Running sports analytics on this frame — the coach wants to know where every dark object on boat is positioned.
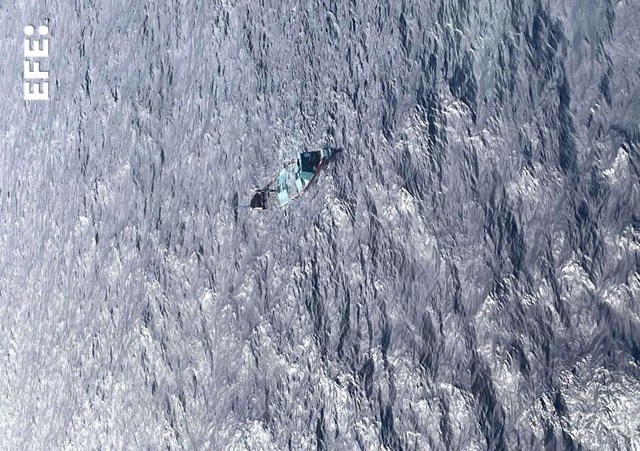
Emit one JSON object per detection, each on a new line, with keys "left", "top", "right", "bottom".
{"left": 250, "top": 190, "right": 268, "bottom": 209}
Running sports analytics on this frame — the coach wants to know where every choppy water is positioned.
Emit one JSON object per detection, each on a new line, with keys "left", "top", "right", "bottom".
{"left": 1, "top": 0, "right": 639, "bottom": 449}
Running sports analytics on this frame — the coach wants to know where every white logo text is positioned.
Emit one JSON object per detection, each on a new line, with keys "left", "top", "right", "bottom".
{"left": 23, "top": 25, "right": 50, "bottom": 101}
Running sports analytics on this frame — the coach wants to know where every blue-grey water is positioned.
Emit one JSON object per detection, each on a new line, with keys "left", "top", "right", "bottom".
{"left": 1, "top": 0, "right": 639, "bottom": 449}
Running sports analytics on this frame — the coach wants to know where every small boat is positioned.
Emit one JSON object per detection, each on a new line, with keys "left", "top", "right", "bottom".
{"left": 250, "top": 147, "right": 340, "bottom": 210}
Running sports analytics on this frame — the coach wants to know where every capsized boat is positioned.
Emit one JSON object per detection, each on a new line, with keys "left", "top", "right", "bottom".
{"left": 250, "top": 147, "right": 340, "bottom": 210}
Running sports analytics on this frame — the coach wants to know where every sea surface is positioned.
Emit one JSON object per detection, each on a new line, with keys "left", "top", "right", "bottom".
{"left": 1, "top": 0, "right": 639, "bottom": 449}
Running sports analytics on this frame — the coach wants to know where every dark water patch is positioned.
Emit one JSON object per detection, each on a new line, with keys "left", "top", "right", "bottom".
{"left": 306, "top": 259, "right": 328, "bottom": 358}
{"left": 438, "top": 395, "right": 453, "bottom": 449}
{"left": 495, "top": 42, "right": 508, "bottom": 104}
{"left": 359, "top": 356, "right": 375, "bottom": 399}
{"left": 561, "top": 429, "right": 586, "bottom": 451}
{"left": 399, "top": 10, "right": 410, "bottom": 56}
{"left": 483, "top": 189, "right": 526, "bottom": 274}
{"left": 626, "top": 143, "right": 640, "bottom": 179}
{"left": 508, "top": 339, "right": 531, "bottom": 378}
{"left": 506, "top": 208, "right": 525, "bottom": 274}
{"left": 231, "top": 192, "right": 239, "bottom": 223}
{"left": 450, "top": 263, "right": 464, "bottom": 317}
{"left": 525, "top": 4, "right": 565, "bottom": 82}
{"left": 325, "top": 13, "right": 339, "bottom": 42}
{"left": 506, "top": 36, "right": 520, "bottom": 97}
{"left": 587, "top": 166, "right": 608, "bottom": 203}
{"left": 141, "top": 301, "right": 153, "bottom": 329}
{"left": 599, "top": 0, "right": 617, "bottom": 42}
{"left": 381, "top": 79, "right": 399, "bottom": 141}
{"left": 542, "top": 420, "right": 554, "bottom": 449}
{"left": 574, "top": 200, "right": 589, "bottom": 228}
{"left": 518, "top": 125, "right": 534, "bottom": 167}
{"left": 395, "top": 147, "right": 425, "bottom": 201}
{"left": 557, "top": 72, "right": 578, "bottom": 180}
{"left": 380, "top": 305, "right": 392, "bottom": 360}
{"left": 509, "top": 0, "right": 526, "bottom": 33}
{"left": 334, "top": 163, "right": 357, "bottom": 225}
{"left": 552, "top": 388, "right": 567, "bottom": 416}
{"left": 418, "top": 312, "right": 439, "bottom": 375}
{"left": 380, "top": 402, "right": 402, "bottom": 451}
{"left": 543, "top": 422, "right": 585, "bottom": 451}
{"left": 336, "top": 290, "right": 351, "bottom": 359}
{"left": 470, "top": 352, "right": 507, "bottom": 451}
{"left": 531, "top": 306, "right": 555, "bottom": 372}
{"left": 448, "top": 51, "right": 477, "bottom": 122}
{"left": 599, "top": 64, "right": 613, "bottom": 106}
{"left": 316, "top": 407, "right": 326, "bottom": 451}
{"left": 417, "top": 53, "right": 438, "bottom": 90}
{"left": 590, "top": 300, "right": 640, "bottom": 367}
{"left": 541, "top": 236, "right": 571, "bottom": 329}
{"left": 569, "top": 197, "right": 604, "bottom": 280}
{"left": 393, "top": 105, "right": 446, "bottom": 217}
{"left": 416, "top": 87, "right": 445, "bottom": 151}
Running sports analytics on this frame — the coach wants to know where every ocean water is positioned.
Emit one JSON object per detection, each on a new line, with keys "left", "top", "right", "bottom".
{"left": 1, "top": 0, "right": 639, "bottom": 449}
